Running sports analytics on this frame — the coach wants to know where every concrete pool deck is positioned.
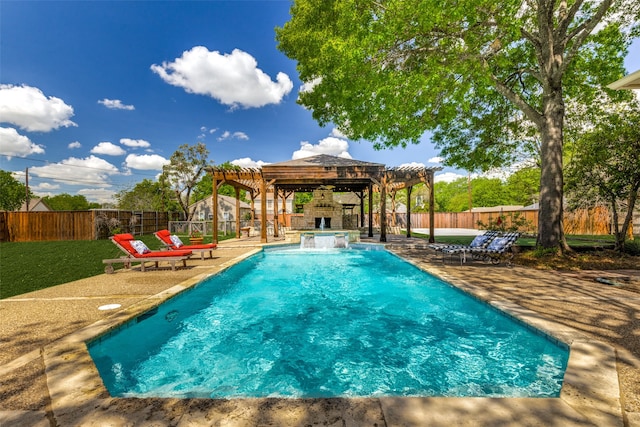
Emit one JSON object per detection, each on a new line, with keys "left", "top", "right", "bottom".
{"left": 1, "top": 234, "right": 639, "bottom": 426}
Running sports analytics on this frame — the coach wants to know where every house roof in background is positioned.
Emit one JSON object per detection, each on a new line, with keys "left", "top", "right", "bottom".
{"left": 607, "top": 69, "right": 640, "bottom": 89}
{"left": 19, "top": 197, "right": 51, "bottom": 212}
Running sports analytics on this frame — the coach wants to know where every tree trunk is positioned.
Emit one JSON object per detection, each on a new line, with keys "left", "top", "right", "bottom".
{"left": 615, "top": 186, "right": 639, "bottom": 251}
{"left": 537, "top": 90, "right": 567, "bottom": 250}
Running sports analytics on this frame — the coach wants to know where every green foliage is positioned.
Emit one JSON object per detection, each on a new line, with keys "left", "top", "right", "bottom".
{"left": 434, "top": 172, "right": 540, "bottom": 212}
{"left": 0, "top": 169, "right": 28, "bottom": 211}
{"left": 294, "top": 192, "right": 313, "bottom": 213}
{"left": 43, "top": 193, "right": 96, "bottom": 210}
{"left": 505, "top": 167, "right": 540, "bottom": 206}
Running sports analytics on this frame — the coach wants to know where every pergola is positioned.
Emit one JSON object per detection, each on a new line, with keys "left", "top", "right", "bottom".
{"left": 208, "top": 154, "right": 441, "bottom": 243}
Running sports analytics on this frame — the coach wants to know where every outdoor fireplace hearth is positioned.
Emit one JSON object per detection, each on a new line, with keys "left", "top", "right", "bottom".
{"left": 297, "top": 187, "right": 343, "bottom": 230}
{"left": 315, "top": 217, "right": 331, "bottom": 229}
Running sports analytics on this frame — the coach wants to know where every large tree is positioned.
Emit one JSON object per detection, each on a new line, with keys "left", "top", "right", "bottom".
{"left": 161, "top": 142, "right": 211, "bottom": 220}
{"left": 276, "top": 0, "right": 638, "bottom": 249}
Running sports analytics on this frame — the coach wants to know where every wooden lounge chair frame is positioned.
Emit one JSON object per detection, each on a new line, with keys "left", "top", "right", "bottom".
{"left": 103, "top": 234, "right": 192, "bottom": 274}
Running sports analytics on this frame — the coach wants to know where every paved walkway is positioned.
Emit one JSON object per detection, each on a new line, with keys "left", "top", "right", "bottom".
{"left": 1, "top": 234, "right": 639, "bottom": 426}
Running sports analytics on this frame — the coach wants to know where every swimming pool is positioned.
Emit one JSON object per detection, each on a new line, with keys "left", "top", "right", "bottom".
{"left": 89, "top": 245, "right": 568, "bottom": 399}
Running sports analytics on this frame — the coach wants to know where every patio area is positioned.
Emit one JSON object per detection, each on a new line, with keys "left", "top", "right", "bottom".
{"left": 1, "top": 234, "right": 638, "bottom": 426}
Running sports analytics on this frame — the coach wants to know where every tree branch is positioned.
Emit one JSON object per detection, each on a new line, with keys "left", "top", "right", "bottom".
{"left": 560, "top": 0, "right": 613, "bottom": 74}
{"left": 490, "top": 71, "right": 544, "bottom": 127}
{"left": 555, "top": 0, "right": 584, "bottom": 40}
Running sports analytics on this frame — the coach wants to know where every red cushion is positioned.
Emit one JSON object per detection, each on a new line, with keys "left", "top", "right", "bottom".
{"left": 113, "top": 234, "right": 137, "bottom": 255}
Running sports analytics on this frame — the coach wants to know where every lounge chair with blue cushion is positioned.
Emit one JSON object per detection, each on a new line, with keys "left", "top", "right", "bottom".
{"left": 103, "top": 233, "right": 193, "bottom": 273}
{"left": 154, "top": 229, "right": 217, "bottom": 260}
{"left": 441, "top": 231, "right": 520, "bottom": 265}
{"left": 430, "top": 230, "right": 499, "bottom": 264}
{"left": 469, "top": 231, "right": 521, "bottom": 265}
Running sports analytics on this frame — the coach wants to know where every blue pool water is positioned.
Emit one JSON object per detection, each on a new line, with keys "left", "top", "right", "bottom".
{"left": 89, "top": 245, "right": 569, "bottom": 399}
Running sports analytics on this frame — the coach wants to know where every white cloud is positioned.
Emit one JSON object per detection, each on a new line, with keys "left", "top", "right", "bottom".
{"left": 292, "top": 136, "right": 352, "bottom": 160}
{"left": 0, "top": 84, "right": 76, "bottom": 132}
{"left": 330, "top": 128, "right": 347, "bottom": 139}
{"left": 120, "top": 138, "right": 151, "bottom": 148}
{"left": 300, "top": 77, "right": 321, "bottom": 94}
{"left": 231, "top": 157, "right": 269, "bottom": 168}
{"left": 428, "top": 156, "right": 444, "bottom": 164}
{"left": 435, "top": 172, "right": 466, "bottom": 183}
{"left": 218, "top": 131, "right": 249, "bottom": 141}
{"left": 29, "top": 155, "right": 119, "bottom": 187}
{"left": 151, "top": 46, "right": 293, "bottom": 109}
{"left": 78, "top": 187, "right": 117, "bottom": 204}
{"left": 91, "top": 141, "right": 126, "bottom": 156}
{"left": 32, "top": 182, "right": 60, "bottom": 191}
{"left": 124, "top": 153, "right": 169, "bottom": 170}
{"left": 0, "top": 127, "right": 45, "bottom": 158}
{"left": 68, "top": 141, "right": 81, "bottom": 149}
{"left": 98, "top": 98, "right": 135, "bottom": 110}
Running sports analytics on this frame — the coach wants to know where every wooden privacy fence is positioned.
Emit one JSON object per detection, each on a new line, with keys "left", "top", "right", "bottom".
{"left": 0, "top": 206, "right": 620, "bottom": 242}
{"left": 0, "top": 210, "right": 171, "bottom": 242}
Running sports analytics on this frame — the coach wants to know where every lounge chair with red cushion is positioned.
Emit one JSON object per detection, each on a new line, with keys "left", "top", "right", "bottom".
{"left": 103, "top": 233, "right": 193, "bottom": 273}
{"left": 154, "top": 229, "right": 217, "bottom": 260}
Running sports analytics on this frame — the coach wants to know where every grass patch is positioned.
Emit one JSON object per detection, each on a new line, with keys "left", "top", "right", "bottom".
{"left": 0, "top": 233, "right": 233, "bottom": 299}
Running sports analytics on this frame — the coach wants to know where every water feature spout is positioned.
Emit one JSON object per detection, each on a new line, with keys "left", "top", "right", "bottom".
{"left": 320, "top": 217, "right": 325, "bottom": 231}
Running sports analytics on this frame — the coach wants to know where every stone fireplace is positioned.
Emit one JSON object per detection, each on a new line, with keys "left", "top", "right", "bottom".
{"left": 301, "top": 187, "right": 343, "bottom": 229}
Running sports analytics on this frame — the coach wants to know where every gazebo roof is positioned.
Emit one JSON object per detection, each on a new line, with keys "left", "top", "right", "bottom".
{"left": 261, "top": 154, "right": 386, "bottom": 192}
{"left": 209, "top": 154, "right": 441, "bottom": 194}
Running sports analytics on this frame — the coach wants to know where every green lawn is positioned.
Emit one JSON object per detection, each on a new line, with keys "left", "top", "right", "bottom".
{"left": 0, "top": 233, "right": 231, "bottom": 299}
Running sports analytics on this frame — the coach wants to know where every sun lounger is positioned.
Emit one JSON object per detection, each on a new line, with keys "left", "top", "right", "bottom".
{"left": 103, "top": 233, "right": 193, "bottom": 273}
{"left": 469, "top": 231, "right": 521, "bottom": 265}
{"left": 430, "top": 230, "right": 499, "bottom": 264}
{"left": 440, "top": 231, "right": 520, "bottom": 265}
{"left": 154, "top": 229, "right": 217, "bottom": 260}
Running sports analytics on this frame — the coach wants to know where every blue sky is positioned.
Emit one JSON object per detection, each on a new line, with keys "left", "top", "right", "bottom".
{"left": 1, "top": 1, "right": 639, "bottom": 204}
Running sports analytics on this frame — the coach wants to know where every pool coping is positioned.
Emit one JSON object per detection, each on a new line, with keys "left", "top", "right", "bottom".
{"left": 39, "top": 246, "right": 623, "bottom": 426}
